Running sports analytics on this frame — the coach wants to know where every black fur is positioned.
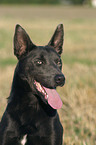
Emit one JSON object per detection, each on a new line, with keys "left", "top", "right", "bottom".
{"left": 0, "top": 24, "right": 65, "bottom": 145}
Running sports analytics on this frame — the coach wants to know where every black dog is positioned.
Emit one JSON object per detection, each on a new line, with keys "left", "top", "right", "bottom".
{"left": 0, "top": 24, "right": 65, "bottom": 145}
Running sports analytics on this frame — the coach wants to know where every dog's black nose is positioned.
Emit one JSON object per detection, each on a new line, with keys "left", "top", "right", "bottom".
{"left": 55, "top": 74, "right": 65, "bottom": 86}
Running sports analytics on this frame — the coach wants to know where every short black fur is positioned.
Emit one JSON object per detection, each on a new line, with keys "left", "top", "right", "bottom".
{"left": 0, "top": 24, "right": 65, "bottom": 145}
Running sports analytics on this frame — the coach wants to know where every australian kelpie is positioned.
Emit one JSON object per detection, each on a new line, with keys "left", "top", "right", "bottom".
{"left": 0, "top": 24, "right": 65, "bottom": 145}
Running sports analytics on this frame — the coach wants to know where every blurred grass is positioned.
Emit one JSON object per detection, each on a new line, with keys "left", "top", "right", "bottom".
{"left": 0, "top": 5, "right": 96, "bottom": 145}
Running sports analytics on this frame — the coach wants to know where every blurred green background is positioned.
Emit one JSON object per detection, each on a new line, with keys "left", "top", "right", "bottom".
{"left": 0, "top": 0, "right": 93, "bottom": 5}
{"left": 0, "top": 0, "right": 96, "bottom": 145}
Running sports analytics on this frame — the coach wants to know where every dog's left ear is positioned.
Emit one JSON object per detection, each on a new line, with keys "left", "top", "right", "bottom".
{"left": 14, "top": 24, "right": 35, "bottom": 59}
{"left": 48, "top": 24, "right": 64, "bottom": 56}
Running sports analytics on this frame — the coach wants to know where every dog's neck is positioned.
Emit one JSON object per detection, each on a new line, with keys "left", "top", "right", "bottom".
{"left": 8, "top": 67, "right": 37, "bottom": 104}
{"left": 11, "top": 66, "right": 32, "bottom": 93}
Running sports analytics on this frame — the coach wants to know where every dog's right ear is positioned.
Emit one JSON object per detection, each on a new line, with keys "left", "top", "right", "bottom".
{"left": 48, "top": 24, "right": 64, "bottom": 56}
{"left": 14, "top": 24, "right": 35, "bottom": 59}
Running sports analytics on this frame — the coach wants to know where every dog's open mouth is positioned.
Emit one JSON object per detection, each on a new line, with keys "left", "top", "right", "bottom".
{"left": 34, "top": 80, "right": 62, "bottom": 109}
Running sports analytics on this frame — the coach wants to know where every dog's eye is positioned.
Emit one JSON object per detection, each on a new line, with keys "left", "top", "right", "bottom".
{"left": 38, "top": 61, "right": 42, "bottom": 64}
{"left": 36, "top": 60, "right": 43, "bottom": 65}
{"left": 55, "top": 59, "right": 62, "bottom": 69}
{"left": 55, "top": 59, "right": 61, "bottom": 65}
{"left": 57, "top": 61, "right": 61, "bottom": 65}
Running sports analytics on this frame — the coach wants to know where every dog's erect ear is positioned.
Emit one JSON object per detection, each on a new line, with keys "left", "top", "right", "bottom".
{"left": 14, "top": 24, "right": 35, "bottom": 59}
{"left": 48, "top": 24, "right": 64, "bottom": 56}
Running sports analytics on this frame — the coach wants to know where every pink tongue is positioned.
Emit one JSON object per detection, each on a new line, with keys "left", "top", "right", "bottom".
{"left": 44, "top": 87, "right": 63, "bottom": 109}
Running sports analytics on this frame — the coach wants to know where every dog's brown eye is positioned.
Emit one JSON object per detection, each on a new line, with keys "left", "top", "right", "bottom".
{"left": 38, "top": 61, "right": 42, "bottom": 64}
{"left": 57, "top": 61, "right": 61, "bottom": 65}
{"left": 55, "top": 59, "right": 61, "bottom": 65}
{"left": 55, "top": 59, "right": 62, "bottom": 69}
{"left": 36, "top": 60, "right": 43, "bottom": 65}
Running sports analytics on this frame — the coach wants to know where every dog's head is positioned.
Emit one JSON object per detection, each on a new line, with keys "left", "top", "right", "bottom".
{"left": 14, "top": 24, "right": 65, "bottom": 109}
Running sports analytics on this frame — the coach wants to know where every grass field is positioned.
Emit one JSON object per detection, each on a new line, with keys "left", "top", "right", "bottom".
{"left": 0, "top": 5, "right": 96, "bottom": 145}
